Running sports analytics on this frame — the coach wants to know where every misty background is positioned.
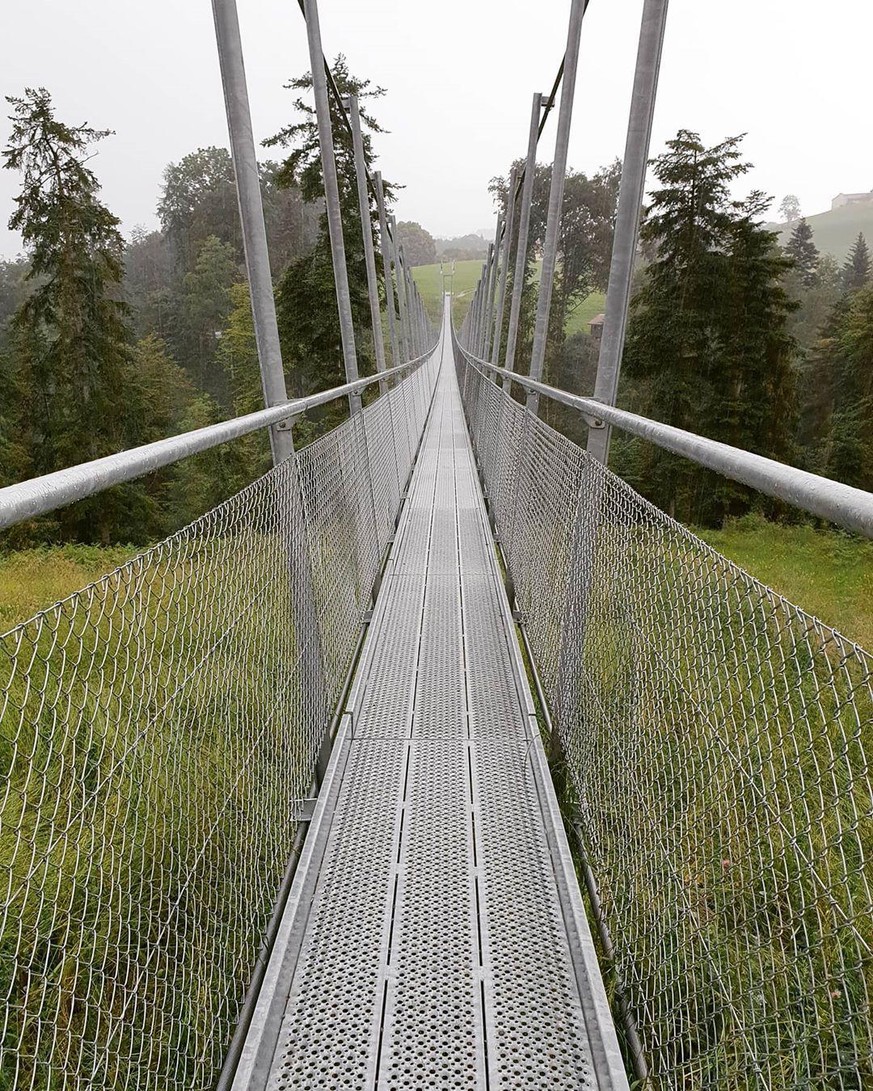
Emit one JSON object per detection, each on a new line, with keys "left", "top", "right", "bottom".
{"left": 1, "top": 0, "right": 870, "bottom": 256}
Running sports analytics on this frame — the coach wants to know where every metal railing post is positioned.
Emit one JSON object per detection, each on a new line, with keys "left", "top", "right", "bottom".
{"left": 587, "top": 0, "right": 669, "bottom": 465}
{"left": 484, "top": 224, "right": 501, "bottom": 360}
{"left": 504, "top": 93, "right": 544, "bottom": 388}
{"left": 346, "top": 93, "right": 388, "bottom": 395}
{"left": 407, "top": 268, "right": 422, "bottom": 355}
{"left": 493, "top": 166, "right": 517, "bottom": 372}
{"left": 474, "top": 264, "right": 487, "bottom": 354}
{"left": 374, "top": 171, "right": 400, "bottom": 368}
{"left": 211, "top": 0, "right": 292, "bottom": 465}
{"left": 527, "top": 0, "right": 589, "bottom": 414}
{"left": 468, "top": 285, "right": 479, "bottom": 350}
{"left": 210, "top": 2, "right": 329, "bottom": 897}
{"left": 302, "top": 0, "right": 361, "bottom": 415}
{"left": 392, "top": 220, "right": 411, "bottom": 360}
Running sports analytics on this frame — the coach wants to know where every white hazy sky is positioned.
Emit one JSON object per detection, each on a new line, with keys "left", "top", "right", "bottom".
{"left": 0, "top": 0, "right": 870, "bottom": 258}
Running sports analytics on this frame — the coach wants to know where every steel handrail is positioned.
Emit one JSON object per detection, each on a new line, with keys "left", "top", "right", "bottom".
{"left": 0, "top": 348, "right": 437, "bottom": 531}
{"left": 454, "top": 340, "right": 873, "bottom": 539}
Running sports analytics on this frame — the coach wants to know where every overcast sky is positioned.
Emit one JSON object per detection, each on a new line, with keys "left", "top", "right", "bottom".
{"left": 0, "top": 0, "right": 870, "bottom": 258}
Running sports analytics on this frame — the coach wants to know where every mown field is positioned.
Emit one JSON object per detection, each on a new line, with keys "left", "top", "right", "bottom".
{"left": 412, "top": 258, "right": 605, "bottom": 338}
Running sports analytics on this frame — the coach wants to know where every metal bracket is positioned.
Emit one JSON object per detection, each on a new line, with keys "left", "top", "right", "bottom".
{"left": 292, "top": 797, "right": 318, "bottom": 822}
{"left": 274, "top": 417, "right": 296, "bottom": 432}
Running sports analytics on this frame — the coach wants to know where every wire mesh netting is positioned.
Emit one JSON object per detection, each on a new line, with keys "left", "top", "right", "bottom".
{"left": 0, "top": 350, "right": 439, "bottom": 1091}
{"left": 455, "top": 346, "right": 873, "bottom": 1090}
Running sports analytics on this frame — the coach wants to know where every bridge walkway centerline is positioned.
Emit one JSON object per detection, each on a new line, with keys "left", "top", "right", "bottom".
{"left": 231, "top": 301, "right": 628, "bottom": 1091}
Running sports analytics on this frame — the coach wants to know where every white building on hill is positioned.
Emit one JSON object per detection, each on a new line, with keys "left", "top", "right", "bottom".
{"left": 832, "top": 190, "right": 873, "bottom": 210}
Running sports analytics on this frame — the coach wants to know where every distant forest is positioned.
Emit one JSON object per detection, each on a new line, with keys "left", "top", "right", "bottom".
{"left": 0, "top": 76, "right": 870, "bottom": 547}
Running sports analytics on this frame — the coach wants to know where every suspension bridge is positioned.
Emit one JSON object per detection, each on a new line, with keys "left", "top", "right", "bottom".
{"left": 1, "top": 1, "right": 872, "bottom": 1090}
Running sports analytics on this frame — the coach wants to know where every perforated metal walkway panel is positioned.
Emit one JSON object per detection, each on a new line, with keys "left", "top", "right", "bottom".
{"left": 231, "top": 307, "right": 629, "bottom": 1091}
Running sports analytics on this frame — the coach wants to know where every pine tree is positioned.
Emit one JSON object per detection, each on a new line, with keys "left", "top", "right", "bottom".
{"left": 785, "top": 217, "right": 819, "bottom": 288}
{"left": 216, "top": 281, "right": 272, "bottom": 477}
{"left": 841, "top": 232, "right": 871, "bottom": 292}
{"left": 265, "top": 56, "right": 389, "bottom": 425}
{"left": 3, "top": 87, "right": 133, "bottom": 541}
{"left": 824, "top": 286, "right": 873, "bottom": 490}
{"left": 621, "top": 131, "right": 797, "bottom": 525}
{"left": 180, "top": 234, "right": 239, "bottom": 403}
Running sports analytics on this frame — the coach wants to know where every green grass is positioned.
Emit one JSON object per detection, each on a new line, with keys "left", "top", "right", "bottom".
{"left": 412, "top": 258, "right": 484, "bottom": 325}
{"left": 412, "top": 259, "right": 605, "bottom": 339}
{"left": 0, "top": 529, "right": 320, "bottom": 1088}
{"left": 2, "top": 519, "right": 869, "bottom": 649}
{"left": 0, "top": 545, "right": 140, "bottom": 632}
{"left": 769, "top": 200, "right": 873, "bottom": 262}
{"left": 696, "top": 516, "right": 873, "bottom": 649}
{"left": 565, "top": 290, "right": 605, "bottom": 336}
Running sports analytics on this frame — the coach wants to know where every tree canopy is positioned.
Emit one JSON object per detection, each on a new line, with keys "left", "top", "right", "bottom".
{"left": 619, "top": 131, "right": 796, "bottom": 525}
{"left": 396, "top": 221, "right": 436, "bottom": 267}
{"left": 266, "top": 55, "right": 392, "bottom": 414}
{"left": 785, "top": 217, "right": 820, "bottom": 288}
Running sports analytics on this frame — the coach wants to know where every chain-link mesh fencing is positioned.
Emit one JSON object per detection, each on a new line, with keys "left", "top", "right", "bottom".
{"left": 456, "top": 346, "right": 873, "bottom": 1090}
{"left": 0, "top": 350, "right": 439, "bottom": 1091}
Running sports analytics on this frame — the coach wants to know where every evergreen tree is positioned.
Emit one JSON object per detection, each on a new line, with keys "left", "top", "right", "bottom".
{"left": 216, "top": 281, "right": 272, "bottom": 476}
{"left": 809, "top": 286, "right": 873, "bottom": 491}
{"left": 2, "top": 88, "right": 133, "bottom": 541}
{"left": 841, "top": 232, "right": 871, "bottom": 292}
{"left": 180, "top": 234, "right": 239, "bottom": 404}
{"left": 785, "top": 217, "right": 819, "bottom": 288}
{"left": 621, "top": 131, "right": 797, "bottom": 525}
{"left": 265, "top": 55, "right": 390, "bottom": 426}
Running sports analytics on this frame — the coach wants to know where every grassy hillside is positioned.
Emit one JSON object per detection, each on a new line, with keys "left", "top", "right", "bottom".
{"left": 697, "top": 518, "right": 872, "bottom": 649}
{"left": 412, "top": 259, "right": 605, "bottom": 338}
{"left": 769, "top": 200, "right": 873, "bottom": 261}
{"left": 412, "top": 259, "right": 482, "bottom": 324}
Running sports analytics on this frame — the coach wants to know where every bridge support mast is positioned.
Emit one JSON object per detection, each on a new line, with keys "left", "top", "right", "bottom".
{"left": 374, "top": 171, "right": 400, "bottom": 367}
{"left": 303, "top": 0, "right": 361, "bottom": 415}
{"left": 483, "top": 225, "right": 501, "bottom": 360}
{"left": 587, "top": 0, "right": 669, "bottom": 464}
{"left": 211, "top": 0, "right": 293, "bottom": 464}
{"left": 492, "top": 166, "right": 518, "bottom": 369}
{"left": 346, "top": 94, "right": 388, "bottom": 395}
{"left": 504, "top": 92, "right": 544, "bottom": 390}
{"left": 527, "top": 0, "right": 589, "bottom": 415}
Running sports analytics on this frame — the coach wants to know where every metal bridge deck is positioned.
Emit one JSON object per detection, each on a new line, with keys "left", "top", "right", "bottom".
{"left": 233, "top": 321, "right": 627, "bottom": 1091}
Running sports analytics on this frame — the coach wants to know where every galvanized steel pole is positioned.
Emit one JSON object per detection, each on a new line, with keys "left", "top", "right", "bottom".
{"left": 374, "top": 172, "right": 399, "bottom": 367}
{"left": 483, "top": 226, "right": 501, "bottom": 361}
{"left": 466, "top": 286, "right": 478, "bottom": 349}
{"left": 587, "top": 0, "right": 669, "bottom": 465}
{"left": 393, "top": 225, "right": 411, "bottom": 360}
{"left": 211, "top": 0, "right": 292, "bottom": 465}
{"left": 504, "top": 93, "right": 543, "bottom": 385}
{"left": 475, "top": 263, "right": 488, "bottom": 353}
{"left": 410, "top": 266, "right": 421, "bottom": 353}
{"left": 303, "top": 0, "right": 361, "bottom": 414}
{"left": 346, "top": 94, "right": 387, "bottom": 393}
{"left": 527, "top": 0, "right": 589, "bottom": 414}
{"left": 493, "top": 166, "right": 517, "bottom": 375}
